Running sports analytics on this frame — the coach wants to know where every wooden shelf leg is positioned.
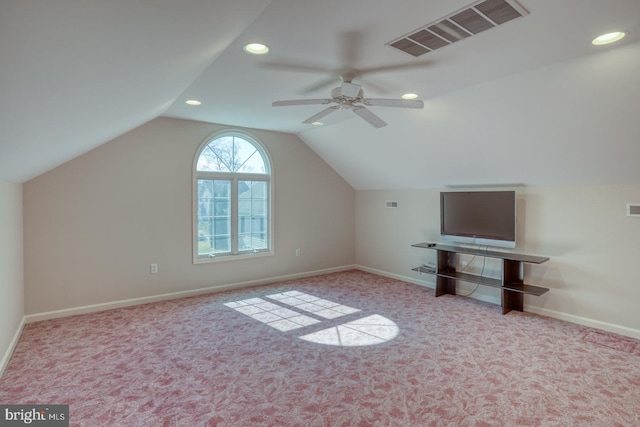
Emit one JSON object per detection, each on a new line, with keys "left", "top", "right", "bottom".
{"left": 502, "top": 289, "right": 523, "bottom": 314}
{"left": 435, "top": 277, "right": 456, "bottom": 297}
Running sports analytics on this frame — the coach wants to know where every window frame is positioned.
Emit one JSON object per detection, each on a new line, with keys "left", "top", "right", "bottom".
{"left": 192, "top": 130, "right": 274, "bottom": 264}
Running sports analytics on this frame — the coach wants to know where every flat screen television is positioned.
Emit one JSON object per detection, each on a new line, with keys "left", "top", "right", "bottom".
{"left": 440, "top": 190, "right": 516, "bottom": 248}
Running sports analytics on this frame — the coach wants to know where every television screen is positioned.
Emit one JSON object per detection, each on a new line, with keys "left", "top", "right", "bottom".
{"left": 440, "top": 191, "right": 516, "bottom": 248}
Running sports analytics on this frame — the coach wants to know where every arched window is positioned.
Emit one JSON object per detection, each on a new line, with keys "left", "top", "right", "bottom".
{"left": 194, "top": 132, "right": 272, "bottom": 262}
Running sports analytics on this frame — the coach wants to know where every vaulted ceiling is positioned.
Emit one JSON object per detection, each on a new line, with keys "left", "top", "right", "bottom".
{"left": 2, "top": 0, "right": 640, "bottom": 188}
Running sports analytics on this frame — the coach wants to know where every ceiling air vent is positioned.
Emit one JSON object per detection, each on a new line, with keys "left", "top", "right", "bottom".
{"left": 626, "top": 203, "right": 640, "bottom": 217}
{"left": 387, "top": 0, "right": 528, "bottom": 57}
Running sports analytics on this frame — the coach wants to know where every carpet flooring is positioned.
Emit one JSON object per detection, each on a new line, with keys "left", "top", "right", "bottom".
{"left": 1, "top": 270, "right": 640, "bottom": 426}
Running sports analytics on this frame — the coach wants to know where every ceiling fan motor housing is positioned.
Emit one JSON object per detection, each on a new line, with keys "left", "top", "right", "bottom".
{"left": 337, "top": 82, "right": 363, "bottom": 99}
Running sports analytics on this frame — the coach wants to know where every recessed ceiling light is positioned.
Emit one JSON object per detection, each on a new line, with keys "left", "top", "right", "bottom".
{"left": 592, "top": 31, "right": 626, "bottom": 45}
{"left": 243, "top": 43, "right": 270, "bottom": 55}
{"left": 402, "top": 93, "right": 419, "bottom": 100}
{"left": 185, "top": 99, "right": 202, "bottom": 106}
{"left": 311, "top": 122, "right": 323, "bottom": 126}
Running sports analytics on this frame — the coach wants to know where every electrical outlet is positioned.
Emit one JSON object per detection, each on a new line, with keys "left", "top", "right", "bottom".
{"left": 295, "top": 248, "right": 300, "bottom": 257}
{"left": 150, "top": 264, "right": 158, "bottom": 274}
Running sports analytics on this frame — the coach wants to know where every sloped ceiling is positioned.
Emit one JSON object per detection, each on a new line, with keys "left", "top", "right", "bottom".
{"left": 2, "top": 0, "right": 640, "bottom": 188}
{"left": 0, "top": 0, "right": 271, "bottom": 183}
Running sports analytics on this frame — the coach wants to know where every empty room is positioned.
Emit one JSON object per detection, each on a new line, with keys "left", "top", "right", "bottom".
{"left": 1, "top": 0, "right": 640, "bottom": 425}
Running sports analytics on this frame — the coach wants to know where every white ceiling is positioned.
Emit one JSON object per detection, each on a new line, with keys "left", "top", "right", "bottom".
{"left": 2, "top": 0, "right": 640, "bottom": 188}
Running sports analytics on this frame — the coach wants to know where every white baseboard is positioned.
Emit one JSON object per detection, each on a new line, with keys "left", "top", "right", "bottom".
{"left": 355, "top": 265, "right": 435, "bottom": 289}
{"left": 356, "top": 265, "right": 640, "bottom": 340}
{"left": 0, "top": 316, "right": 26, "bottom": 378}
{"left": 25, "top": 265, "right": 356, "bottom": 324}
{"left": 524, "top": 305, "right": 640, "bottom": 340}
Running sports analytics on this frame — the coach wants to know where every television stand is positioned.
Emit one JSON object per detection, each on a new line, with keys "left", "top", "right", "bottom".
{"left": 412, "top": 243, "right": 549, "bottom": 314}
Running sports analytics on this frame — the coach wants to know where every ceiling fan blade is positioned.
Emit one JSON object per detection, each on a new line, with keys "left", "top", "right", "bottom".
{"left": 272, "top": 99, "right": 333, "bottom": 107}
{"left": 261, "top": 61, "right": 332, "bottom": 75}
{"left": 356, "top": 77, "right": 389, "bottom": 95}
{"left": 353, "top": 106, "right": 387, "bottom": 128}
{"left": 339, "top": 30, "right": 365, "bottom": 67}
{"left": 363, "top": 98, "right": 424, "bottom": 109}
{"left": 303, "top": 106, "right": 340, "bottom": 124}
{"left": 300, "top": 77, "right": 340, "bottom": 94}
{"left": 357, "top": 60, "right": 434, "bottom": 76}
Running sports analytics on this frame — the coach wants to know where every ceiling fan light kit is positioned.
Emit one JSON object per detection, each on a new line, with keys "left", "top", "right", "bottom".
{"left": 272, "top": 73, "right": 424, "bottom": 128}
{"left": 340, "top": 82, "right": 363, "bottom": 99}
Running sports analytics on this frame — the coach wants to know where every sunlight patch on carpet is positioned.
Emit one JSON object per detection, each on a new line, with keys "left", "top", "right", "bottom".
{"left": 224, "top": 291, "right": 398, "bottom": 346}
{"left": 224, "top": 297, "right": 320, "bottom": 331}
{"left": 299, "top": 314, "right": 399, "bottom": 347}
{"left": 266, "top": 291, "right": 361, "bottom": 319}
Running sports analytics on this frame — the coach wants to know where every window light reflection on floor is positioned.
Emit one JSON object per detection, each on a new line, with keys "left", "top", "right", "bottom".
{"left": 266, "top": 291, "right": 360, "bottom": 319}
{"left": 224, "top": 291, "right": 399, "bottom": 346}
{"left": 224, "top": 297, "right": 320, "bottom": 331}
{"left": 299, "top": 314, "right": 399, "bottom": 347}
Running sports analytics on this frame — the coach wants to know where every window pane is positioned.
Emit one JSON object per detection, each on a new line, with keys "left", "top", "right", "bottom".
{"left": 213, "top": 180, "right": 230, "bottom": 197}
{"left": 197, "top": 135, "right": 267, "bottom": 174}
{"left": 214, "top": 236, "right": 230, "bottom": 253}
{"left": 238, "top": 180, "right": 268, "bottom": 252}
{"left": 252, "top": 199, "right": 266, "bottom": 215}
{"left": 197, "top": 143, "right": 231, "bottom": 172}
{"left": 235, "top": 138, "right": 266, "bottom": 174}
{"left": 214, "top": 200, "right": 229, "bottom": 216}
{"left": 214, "top": 218, "right": 229, "bottom": 234}
{"left": 198, "top": 179, "right": 231, "bottom": 256}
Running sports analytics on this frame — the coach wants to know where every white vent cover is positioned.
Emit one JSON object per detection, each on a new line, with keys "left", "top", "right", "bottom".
{"left": 387, "top": 0, "right": 529, "bottom": 57}
{"left": 386, "top": 200, "right": 399, "bottom": 208}
{"left": 627, "top": 203, "right": 640, "bottom": 217}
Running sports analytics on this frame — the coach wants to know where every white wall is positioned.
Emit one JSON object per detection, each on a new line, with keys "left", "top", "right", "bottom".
{"left": 0, "top": 181, "right": 24, "bottom": 374}
{"left": 356, "top": 186, "right": 640, "bottom": 338}
{"left": 23, "top": 117, "right": 355, "bottom": 315}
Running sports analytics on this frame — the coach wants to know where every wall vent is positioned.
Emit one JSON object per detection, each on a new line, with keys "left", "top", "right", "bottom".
{"left": 626, "top": 203, "right": 640, "bottom": 217}
{"left": 386, "top": 200, "right": 399, "bottom": 208}
{"left": 387, "top": 0, "right": 529, "bottom": 57}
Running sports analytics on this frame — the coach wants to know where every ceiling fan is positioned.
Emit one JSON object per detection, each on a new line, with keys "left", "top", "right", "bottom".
{"left": 272, "top": 72, "right": 424, "bottom": 128}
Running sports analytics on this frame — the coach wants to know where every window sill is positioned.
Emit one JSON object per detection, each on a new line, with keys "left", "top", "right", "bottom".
{"left": 194, "top": 250, "right": 274, "bottom": 265}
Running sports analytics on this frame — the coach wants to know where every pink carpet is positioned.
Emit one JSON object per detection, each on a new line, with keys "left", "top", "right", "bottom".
{"left": 2, "top": 270, "right": 640, "bottom": 426}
